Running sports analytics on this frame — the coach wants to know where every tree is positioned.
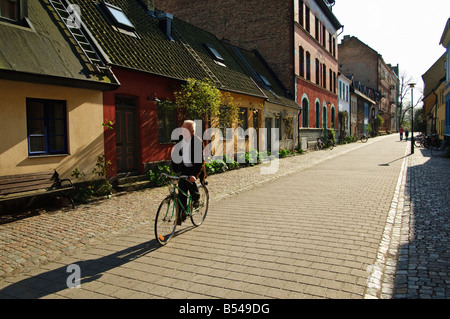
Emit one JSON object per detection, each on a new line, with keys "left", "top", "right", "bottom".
{"left": 397, "top": 71, "right": 423, "bottom": 129}
{"left": 174, "top": 78, "right": 222, "bottom": 123}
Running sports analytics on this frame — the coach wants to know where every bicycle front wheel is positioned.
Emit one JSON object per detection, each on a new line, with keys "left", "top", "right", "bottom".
{"left": 191, "top": 185, "right": 209, "bottom": 227}
{"left": 361, "top": 136, "right": 368, "bottom": 143}
{"left": 155, "top": 196, "right": 177, "bottom": 245}
{"left": 327, "top": 140, "right": 334, "bottom": 150}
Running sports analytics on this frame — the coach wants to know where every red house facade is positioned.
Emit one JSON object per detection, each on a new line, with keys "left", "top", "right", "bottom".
{"left": 103, "top": 67, "right": 179, "bottom": 177}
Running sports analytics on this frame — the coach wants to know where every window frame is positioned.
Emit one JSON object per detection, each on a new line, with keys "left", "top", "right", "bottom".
{"left": 157, "top": 103, "right": 177, "bottom": 144}
{"left": 0, "top": 0, "right": 27, "bottom": 25}
{"left": 100, "top": 2, "right": 135, "bottom": 32}
{"left": 302, "top": 98, "right": 309, "bottom": 128}
{"left": 26, "top": 98, "right": 68, "bottom": 156}
{"left": 204, "top": 43, "right": 226, "bottom": 67}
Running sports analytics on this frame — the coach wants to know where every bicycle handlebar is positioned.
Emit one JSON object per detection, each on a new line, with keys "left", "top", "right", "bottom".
{"left": 160, "top": 173, "right": 190, "bottom": 181}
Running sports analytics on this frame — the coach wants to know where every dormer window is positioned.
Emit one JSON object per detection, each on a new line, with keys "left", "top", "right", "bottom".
{"left": 203, "top": 43, "right": 226, "bottom": 67}
{"left": 100, "top": 2, "right": 135, "bottom": 32}
{"left": 0, "top": 0, "right": 28, "bottom": 25}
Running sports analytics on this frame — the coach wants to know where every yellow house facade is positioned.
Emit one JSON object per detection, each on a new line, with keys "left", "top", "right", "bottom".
{"left": 0, "top": 1, "right": 119, "bottom": 184}
{"left": 0, "top": 79, "right": 107, "bottom": 180}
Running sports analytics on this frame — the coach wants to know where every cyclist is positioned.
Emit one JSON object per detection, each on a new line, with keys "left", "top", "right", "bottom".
{"left": 171, "top": 120, "right": 206, "bottom": 224}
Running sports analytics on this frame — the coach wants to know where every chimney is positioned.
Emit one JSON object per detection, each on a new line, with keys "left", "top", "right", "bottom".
{"left": 157, "top": 11, "right": 174, "bottom": 41}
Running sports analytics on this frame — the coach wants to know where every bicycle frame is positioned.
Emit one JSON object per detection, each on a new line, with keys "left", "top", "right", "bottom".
{"left": 161, "top": 174, "right": 202, "bottom": 221}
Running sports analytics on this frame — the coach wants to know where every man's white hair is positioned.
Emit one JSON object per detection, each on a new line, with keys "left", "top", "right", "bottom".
{"left": 183, "top": 120, "right": 196, "bottom": 132}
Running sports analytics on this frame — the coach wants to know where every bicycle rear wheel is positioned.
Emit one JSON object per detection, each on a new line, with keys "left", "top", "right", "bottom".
{"left": 155, "top": 196, "right": 177, "bottom": 245}
{"left": 361, "top": 135, "right": 368, "bottom": 143}
{"left": 191, "top": 185, "right": 209, "bottom": 227}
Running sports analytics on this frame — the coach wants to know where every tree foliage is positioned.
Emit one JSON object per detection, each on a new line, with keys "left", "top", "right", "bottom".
{"left": 174, "top": 78, "right": 222, "bottom": 122}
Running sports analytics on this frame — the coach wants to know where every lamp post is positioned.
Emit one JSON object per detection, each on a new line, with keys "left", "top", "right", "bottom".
{"left": 409, "top": 83, "right": 416, "bottom": 154}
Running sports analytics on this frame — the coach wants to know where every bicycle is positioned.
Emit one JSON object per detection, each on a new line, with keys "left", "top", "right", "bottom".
{"left": 154, "top": 173, "right": 209, "bottom": 245}
{"left": 358, "top": 133, "right": 368, "bottom": 143}
{"left": 316, "top": 136, "right": 335, "bottom": 150}
{"left": 414, "top": 133, "right": 426, "bottom": 148}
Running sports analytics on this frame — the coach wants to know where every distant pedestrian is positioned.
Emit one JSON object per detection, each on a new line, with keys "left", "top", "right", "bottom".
{"left": 405, "top": 128, "right": 409, "bottom": 141}
{"left": 399, "top": 126, "right": 404, "bottom": 141}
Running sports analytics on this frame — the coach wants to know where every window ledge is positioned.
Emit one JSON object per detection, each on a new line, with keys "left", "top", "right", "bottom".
{"left": 28, "top": 154, "right": 70, "bottom": 159}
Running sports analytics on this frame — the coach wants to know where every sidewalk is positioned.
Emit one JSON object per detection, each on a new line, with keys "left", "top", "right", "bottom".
{"left": 392, "top": 144, "right": 450, "bottom": 298}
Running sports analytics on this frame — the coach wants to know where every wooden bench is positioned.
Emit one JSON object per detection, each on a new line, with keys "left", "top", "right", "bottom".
{"left": 0, "top": 170, "right": 75, "bottom": 209}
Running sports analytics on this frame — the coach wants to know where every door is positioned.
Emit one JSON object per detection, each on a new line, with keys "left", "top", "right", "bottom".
{"left": 115, "top": 96, "right": 138, "bottom": 174}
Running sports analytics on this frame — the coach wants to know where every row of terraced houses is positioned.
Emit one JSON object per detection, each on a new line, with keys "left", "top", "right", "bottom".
{"left": 0, "top": 0, "right": 403, "bottom": 195}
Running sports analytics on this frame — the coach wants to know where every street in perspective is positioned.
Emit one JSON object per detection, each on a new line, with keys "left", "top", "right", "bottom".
{"left": 1, "top": 134, "right": 449, "bottom": 300}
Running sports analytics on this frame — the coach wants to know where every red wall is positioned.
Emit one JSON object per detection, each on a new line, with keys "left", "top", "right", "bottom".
{"left": 103, "top": 67, "right": 181, "bottom": 177}
{"left": 297, "top": 78, "right": 338, "bottom": 129}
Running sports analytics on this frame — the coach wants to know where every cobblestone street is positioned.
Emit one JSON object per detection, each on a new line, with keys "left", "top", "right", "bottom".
{"left": 0, "top": 134, "right": 449, "bottom": 299}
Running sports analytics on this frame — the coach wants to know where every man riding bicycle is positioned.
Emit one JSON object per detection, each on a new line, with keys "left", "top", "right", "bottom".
{"left": 171, "top": 120, "right": 206, "bottom": 224}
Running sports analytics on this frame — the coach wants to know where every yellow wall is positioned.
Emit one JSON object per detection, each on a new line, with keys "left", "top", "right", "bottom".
{"left": 0, "top": 79, "right": 105, "bottom": 180}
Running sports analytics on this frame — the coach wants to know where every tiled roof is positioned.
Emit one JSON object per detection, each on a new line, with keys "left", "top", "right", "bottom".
{"left": 0, "top": 1, "right": 118, "bottom": 89}
{"left": 71, "top": 0, "right": 210, "bottom": 80}
{"left": 222, "top": 42, "right": 300, "bottom": 109}
{"left": 70, "top": 0, "right": 266, "bottom": 98}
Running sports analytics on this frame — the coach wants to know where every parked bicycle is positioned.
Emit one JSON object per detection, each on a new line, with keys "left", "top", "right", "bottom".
{"left": 154, "top": 173, "right": 209, "bottom": 246}
{"left": 316, "top": 136, "right": 335, "bottom": 150}
{"left": 414, "top": 133, "right": 426, "bottom": 148}
{"left": 424, "top": 133, "right": 442, "bottom": 149}
{"left": 358, "top": 133, "right": 368, "bottom": 143}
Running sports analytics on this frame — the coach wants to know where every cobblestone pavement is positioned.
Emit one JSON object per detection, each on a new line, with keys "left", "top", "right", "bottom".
{"left": 391, "top": 145, "right": 450, "bottom": 299}
{"left": 0, "top": 134, "right": 448, "bottom": 299}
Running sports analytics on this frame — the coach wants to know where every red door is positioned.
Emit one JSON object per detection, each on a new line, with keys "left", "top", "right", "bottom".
{"left": 115, "top": 96, "right": 138, "bottom": 174}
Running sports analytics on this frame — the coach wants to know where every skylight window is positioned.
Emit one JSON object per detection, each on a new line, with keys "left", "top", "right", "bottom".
{"left": 101, "top": 2, "right": 135, "bottom": 31}
{"left": 203, "top": 43, "right": 226, "bottom": 66}
{"left": 259, "top": 75, "right": 272, "bottom": 87}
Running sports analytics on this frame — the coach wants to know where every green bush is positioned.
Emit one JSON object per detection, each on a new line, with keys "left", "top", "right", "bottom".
{"left": 147, "top": 165, "right": 174, "bottom": 186}
{"left": 205, "top": 160, "right": 228, "bottom": 175}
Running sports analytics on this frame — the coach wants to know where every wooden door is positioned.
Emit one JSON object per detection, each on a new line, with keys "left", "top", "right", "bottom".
{"left": 115, "top": 96, "right": 138, "bottom": 174}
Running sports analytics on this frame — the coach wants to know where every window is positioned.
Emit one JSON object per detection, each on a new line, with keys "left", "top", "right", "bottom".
{"left": 322, "top": 25, "right": 326, "bottom": 47}
{"left": 0, "top": 0, "right": 27, "bottom": 24}
{"left": 315, "top": 59, "right": 320, "bottom": 85}
{"left": 101, "top": 2, "right": 135, "bottom": 31}
{"left": 26, "top": 98, "right": 68, "bottom": 156}
{"left": 0, "top": 0, "right": 17, "bottom": 21}
{"left": 299, "top": 46, "right": 305, "bottom": 78}
{"left": 302, "top": 99, "right": 309, "bottom": 127}
{"left": 315, "top": 101, "right": 320, "bottom": 128}
{"left": 329, "top": 32, "right": 332, "bottom": 52}
{"left": 204, "top": 43, "right": 226, "bottom": 67}
{"left": 298, "top": 0, "right": 303, "bottom": 26}
{"left": 315, "top": 17, "right": 319, "bottom": 40}
{"left": 306, "top": 51, "right": 311, "bottom": 80}
{"left": 322, "top": 64, "right": 326, "bottom": 88}
{"left": 238, "top": 107, "right": 248, "bottom": 137}
{"left": 305, "top": 5, "right": 310, "bottom": 33}
{"left": 329, "top": 69, "right": 332, "bottom": 91}
{"left": 331, "top": 106, "right": 336, "bottom": 129}
{"left": 259, "top": 75, "right": 271, "bottom": 88}
{"left": 157, "top": 104, "right": 177, "bottom": 143}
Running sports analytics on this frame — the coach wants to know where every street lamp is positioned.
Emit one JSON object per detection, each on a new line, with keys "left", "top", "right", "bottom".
{"left": 409, "top": 83, "right": 416, "bottom": 154}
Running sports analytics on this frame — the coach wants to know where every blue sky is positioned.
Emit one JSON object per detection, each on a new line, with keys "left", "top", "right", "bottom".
{"left": 332, "top": 0, "right": 449, "bottom": 104}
